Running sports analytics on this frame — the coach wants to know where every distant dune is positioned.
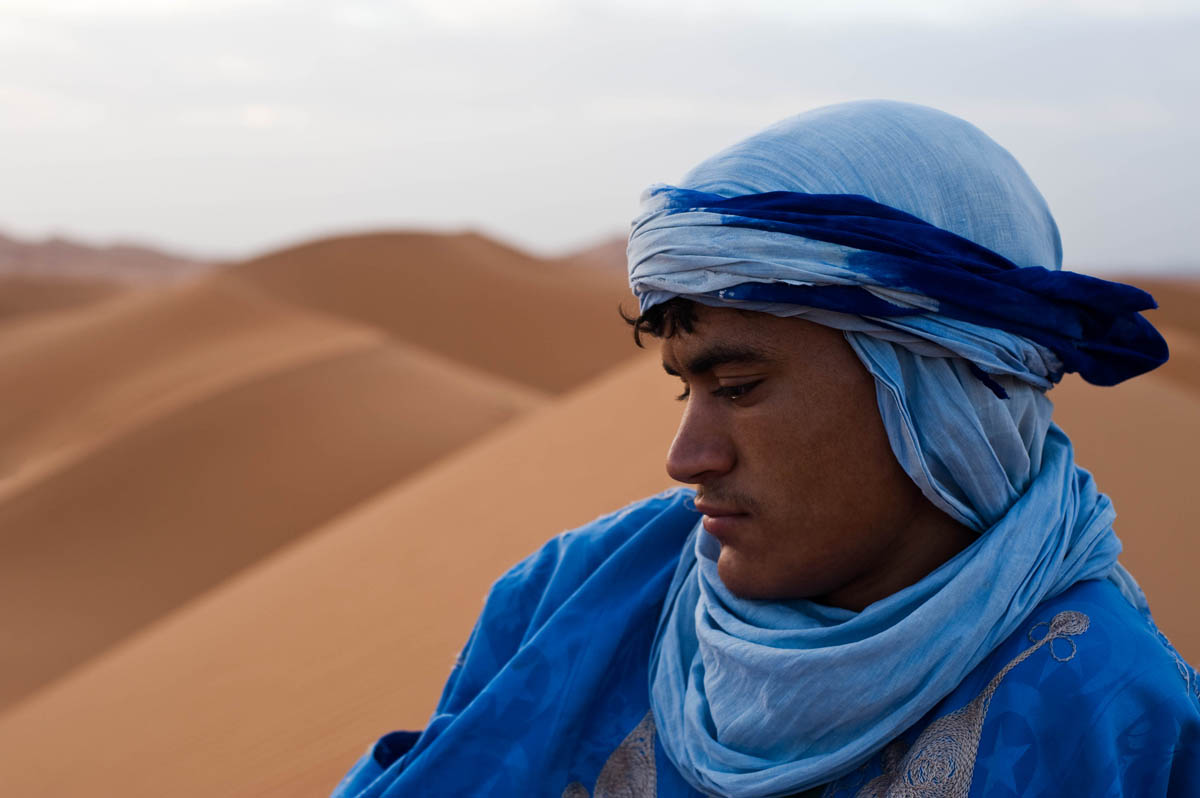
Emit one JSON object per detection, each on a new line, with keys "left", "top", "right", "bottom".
{"left": 0, "top": 228, "right": 1193, "bottom": 796}
{"left": 1, "top": 279, "right": 378, "bottom": 489}
{"left": 0, "top": 230, "right": 207, "bottom": 284}
{"left": 549, "top": 234, "right": 627, "bottom": 271}
{"left": 0, "top": 336, "right": 542, "bottom": 709}
{"left": 0, "top": 353, "right": 678, "bottom": 798}
{"left": 1053, "top": 348, "right": 1200, "bottom": 665}
{"left": 0, "top": 231, "right": 209, "bottom": 323}
{"left": 0, "top": 274, "right": 130, "bottom": 324}
{"left": 0, "top": 230, "right": 628, "bottom": 711}
{"left": 1137, "top": 277, "right": 1200, "bottom": 338}
{"left": 225, "top": 231, "right": 634, "bottom": 393}
{"left": 1135, "top": 277, "right": 1200, "bottom": 395}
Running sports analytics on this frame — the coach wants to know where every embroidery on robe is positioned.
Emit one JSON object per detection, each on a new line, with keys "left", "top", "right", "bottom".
{"left": 1154, "top": 626, "right": 1200, "bottom": 706}
{"left": 562, "top": 711, "right": 658, "bottom": 798}
{"left": 849, "top": 610, "right": 1091, "bottom": 798}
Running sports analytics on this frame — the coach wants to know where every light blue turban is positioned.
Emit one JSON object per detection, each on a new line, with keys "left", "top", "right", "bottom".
{"left": 635, "top": 101, "right": 1164, "bottom": 797}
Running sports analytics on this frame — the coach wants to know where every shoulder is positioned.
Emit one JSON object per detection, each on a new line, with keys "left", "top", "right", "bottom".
{"left": 490, "top": 487, "right": 699, "bottom": 609}
{"left": 837, "top": 581, "right": 1200, "bottom": 798}
{"left": 981, "top": 579, "right": 1199, "bottom": 718}
{"left": 969, "top": 579, "right": 1200, "bottom": 795}
{"left": 435, "top": 488, "right": 699, "bottom": 711}
{"left": 333, "top": 490, "right": 701, "bottom": 797}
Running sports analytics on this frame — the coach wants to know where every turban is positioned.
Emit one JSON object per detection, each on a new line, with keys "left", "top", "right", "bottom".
{"left": 639, "top": 100, "right": 1164, "bottom": 797}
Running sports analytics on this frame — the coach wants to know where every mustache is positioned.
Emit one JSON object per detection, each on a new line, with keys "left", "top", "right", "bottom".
{"left": 694, "top": 486, "right": 760, "bottom": 514}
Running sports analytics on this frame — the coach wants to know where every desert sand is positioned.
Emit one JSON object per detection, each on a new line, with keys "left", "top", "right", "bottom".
{"left": 0, "top": 230, "right": 207, "bottom": 284}
{"left": 1137, "top": 278, "right": 1200, "bottom": 396}
{"left": 0, "top": 232, "right": 1193, "bottom": 796}
{"left": 0, "top": 230, "right": 206, "bottom": 323}
{"left": 226, "top": 231, "right": 636, "bottom": 392}
{"left": 0, "top": 227, "right": 635, "bottom": 711}
{"left": 0, "top": 275, "right": 128, "bottom": 324}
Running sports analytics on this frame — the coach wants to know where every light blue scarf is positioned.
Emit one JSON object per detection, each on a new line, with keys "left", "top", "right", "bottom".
{"left": 634, "top": 101, "right": 1159, "bottom": 797}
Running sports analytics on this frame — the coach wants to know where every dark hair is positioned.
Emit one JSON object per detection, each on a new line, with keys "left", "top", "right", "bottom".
{"left": 620, "top": 297, "right": 699, "bottom": 348}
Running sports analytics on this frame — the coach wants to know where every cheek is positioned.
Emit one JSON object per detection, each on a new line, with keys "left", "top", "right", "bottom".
{"left": 743, "top": 404, "right": 879, "bottom": 512}
{"left": 736, "top": 389, "right": 914, "bottom": 543}
{"left": 798, "top": 384, "right": 901, "bottom": 499}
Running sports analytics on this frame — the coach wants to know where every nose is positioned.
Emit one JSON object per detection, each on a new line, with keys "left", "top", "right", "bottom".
{"left": 665, "top": 398, "right": 735, "bottom": 485}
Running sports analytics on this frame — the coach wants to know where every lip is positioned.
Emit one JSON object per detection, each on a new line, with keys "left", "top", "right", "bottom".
{"left": 693, "top": 501, "right": 744, "bottom": 517}
{"left": 694, "top": 501, "right": 750, "bottom": 539}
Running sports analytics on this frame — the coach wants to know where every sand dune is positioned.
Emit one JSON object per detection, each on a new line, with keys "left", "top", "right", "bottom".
{"left": 1133, "top": 278, "right": 1200, "bottom": 395}
{"left": 0, "top": 268, "right": 547, "bottom": 711}
{"left": 0, "top": 229, "right": 638, "bottom": 712}
{"left": 0, "top": 352, "right": 678, "bottom": 798}
{"left": 0, "top": 279, "right": 379, "bottom": 494}
{"left": 0, "top": 228, "right": 637, "bottom": 714}
{"left": 1053, "top": 347, "right": 1200, "bottom": 652}
{"left": 0, "top": 274, "right": 129, "bottom": 323}
{"left": 0, "top": 230, "right": 207, "bottom": 284}
{"left": 225, "top": 231, "right": 634, "bottom": 393}
{"left": 550, "top": 234, "right": 627, "bottom": 271}
{"left": 1137, "top": 277, "right": 1200, "bottom": 340}
{"left": 1152, "top": 323, "right": 1200, "bottom": 396}
{"left": 0, "top": 337, "right": 1194, "bottom": 797}
{"left": 0, "top": 336, "right": 542, "bottom": 711}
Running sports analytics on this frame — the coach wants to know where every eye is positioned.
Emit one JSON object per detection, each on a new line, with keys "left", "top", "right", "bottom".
{"left": 713, "top": 379, "right": 763, "bottom": 401}
{"left": 675, "top": 384, "right": 690, "bottom": 401}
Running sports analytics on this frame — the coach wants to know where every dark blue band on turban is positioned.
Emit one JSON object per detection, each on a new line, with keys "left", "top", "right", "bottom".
{"left": 660, "top": 189, "right": 1167, "bottom": 386}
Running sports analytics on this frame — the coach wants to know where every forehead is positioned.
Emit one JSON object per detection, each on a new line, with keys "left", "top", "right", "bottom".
{"left": 658, "top": 305, "right": 828, "bottom": 371}
{"left": 659, "top": 305, "right": 773, "bottom": 363}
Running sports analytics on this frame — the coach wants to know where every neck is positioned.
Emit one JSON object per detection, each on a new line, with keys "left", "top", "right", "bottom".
{"left": 817, "top": 504, "right": 976, "bottom": 612}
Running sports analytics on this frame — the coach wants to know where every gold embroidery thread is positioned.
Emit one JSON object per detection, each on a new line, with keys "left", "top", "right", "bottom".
{"left": 563, "top": 711, "right": 658, "bottom": 798}
{"left": 853, "top": 610, "right": 1090, "bottom": 798}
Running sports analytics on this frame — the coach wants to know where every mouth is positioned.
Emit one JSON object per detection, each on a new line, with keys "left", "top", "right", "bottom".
{"left": 694, "top": 500, "right": 750, "bottom": 539}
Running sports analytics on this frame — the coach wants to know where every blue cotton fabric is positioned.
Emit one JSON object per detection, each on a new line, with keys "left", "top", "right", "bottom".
{"left": 626, "top": 100, "right": 1174, "bottom": 795}
{"left": 631, "top": 188, "right": 1165, "bottom": 387}
{"left": 821, "top": 576, "right": 1200, "bottom": 797}
{"left": 628, "top": 102, "right": 1167, "bottom": 391}
{"left": 329, "top": 491, "right": 702, "bottom": 798}
{"left": 329, "top": 491, "right": 1200, "bottom": 797}
{"left": 651, "top": 431, "right": 1123, "bottom": 795}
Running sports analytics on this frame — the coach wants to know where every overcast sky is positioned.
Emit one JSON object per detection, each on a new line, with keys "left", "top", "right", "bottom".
{"left": 1, "top": 0, "right": 1197, "bottom": 273}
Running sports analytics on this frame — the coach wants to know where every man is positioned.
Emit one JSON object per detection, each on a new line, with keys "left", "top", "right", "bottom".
{"left": 332, "top": 101, "right": 1199, "bottom": 796}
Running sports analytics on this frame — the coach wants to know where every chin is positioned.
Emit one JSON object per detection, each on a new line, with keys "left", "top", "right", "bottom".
{"left": 716, "top": 551, "right": 785, "bottom": 601}
{"left": 716, "top": 548, "right": 827, "bottom": 602}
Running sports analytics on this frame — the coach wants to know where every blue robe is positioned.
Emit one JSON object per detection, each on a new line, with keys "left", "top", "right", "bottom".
{"left": 331, "top": 490, "right": 1200, "bottom": 797}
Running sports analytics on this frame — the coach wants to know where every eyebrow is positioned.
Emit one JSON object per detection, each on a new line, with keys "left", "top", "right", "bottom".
{"left": 662, "top": 344, "right": 772, "bottom": 377}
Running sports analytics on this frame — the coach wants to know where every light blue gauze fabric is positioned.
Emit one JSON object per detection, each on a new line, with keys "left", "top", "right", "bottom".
{"left": 632, "top": 100, "right": 1159, "bottom": 798}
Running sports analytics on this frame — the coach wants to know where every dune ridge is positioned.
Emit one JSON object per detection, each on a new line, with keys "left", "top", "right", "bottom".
{"left": 0, "top": 274, "right": 129, "bottom": 324}
{"left": 0, "top": 334, "right": 544, "bottom": 709}
{"left": 0, "top": 352, "right": 677, "bottom": 797}
{"left": 0, "top": 230, "right": 207, "bottom": 284}
{"left": 1053, "top": 363, "right": 1198, "bottom": 648}
{"left": 0, "top": 232, "right": 622, "bottom": 711}
{"left": 0, "top": 279, "right": 381, "bottom": 497}
{"left": 1137, "top": 277, "right": 1200, "bottom": 340}
{"left": 225, "top": 231, "right": 634, "bottom": 393}
{"left": 1128, "top": 277, "right": 1200, "bottom": 395}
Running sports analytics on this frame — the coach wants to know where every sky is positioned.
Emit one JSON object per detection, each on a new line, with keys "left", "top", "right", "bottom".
{"left": 1, "top": 0, "right": 1197, "bottom": 273}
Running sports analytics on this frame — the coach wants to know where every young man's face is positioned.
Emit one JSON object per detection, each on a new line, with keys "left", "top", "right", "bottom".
{"left": 660, "top": 304, "right": 967, "bottom": 610}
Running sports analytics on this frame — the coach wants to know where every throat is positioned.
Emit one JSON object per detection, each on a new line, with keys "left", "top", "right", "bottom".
{"left": 818, "top": 507, "right": 976, "bottom": 612}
